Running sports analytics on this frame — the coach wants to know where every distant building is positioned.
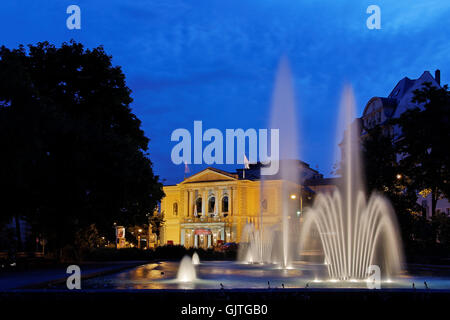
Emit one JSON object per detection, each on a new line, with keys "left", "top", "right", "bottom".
{"left": 361, "top": 70, "right": 441, "bottom": 136}
{"left": 360, "top": 70, "right": 449, "bottom": 217}
{"left": 160, "top": 161, "right": 336, "bottom": 249}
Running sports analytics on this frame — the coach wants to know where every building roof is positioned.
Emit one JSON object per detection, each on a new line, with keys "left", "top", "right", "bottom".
{"left": 362, "top": 70, "right": 441, "bottom": 121}
{"left": 181, "top": 167, "right": 238, "bottom": 184}
{"left": 164, "top": 160, "right": 334, "bottom": 188}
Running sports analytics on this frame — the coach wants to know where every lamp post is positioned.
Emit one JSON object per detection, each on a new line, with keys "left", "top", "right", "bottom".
{"left": 138, "top": 229, "right": 142, "bottom": 249}
{"left": 113, "top": 222, "right": 117, "bottom": 249}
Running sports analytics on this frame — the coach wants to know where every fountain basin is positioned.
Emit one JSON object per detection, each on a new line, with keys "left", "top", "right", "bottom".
{"left": 77, "top": 261, "right": 450, "bottom": 290}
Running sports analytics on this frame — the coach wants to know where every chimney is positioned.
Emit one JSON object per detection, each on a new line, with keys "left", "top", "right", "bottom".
{"left": 435, "top": 69, "right": 441, "bottom": 85}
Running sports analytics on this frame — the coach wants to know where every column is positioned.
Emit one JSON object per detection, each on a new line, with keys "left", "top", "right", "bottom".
{"left": 189, "top": 190, "right": 194, "bottom": 217}
{"left": 202, "top": 189, "right": 207, "bottom": 217}
{"left": 230, "top": 187, "right": 234, "bottom": 216}
{"left": 184, "top": 190, "right": 188, "bottom": 217}
{"left": 215, "top": 188, "right": 220, "bottom": 216}
{"left": 207, "top": 235, "right": 212, "bottom": 248}
{"left": 220, "top": 229, "right": 225, "bottom": 242}
{"left": 180, "top": 229, "right": 185, "bottom": 246}
{"left": 194, "top": 235, "right": 198, "bottom": 248}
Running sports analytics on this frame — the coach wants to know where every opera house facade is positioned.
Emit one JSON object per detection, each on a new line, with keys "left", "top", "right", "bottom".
{"left": 160, "top": 162, "right": 336, "bottom": 249}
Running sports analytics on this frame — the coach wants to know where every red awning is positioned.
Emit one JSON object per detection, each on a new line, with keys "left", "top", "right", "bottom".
{"left": 194, "top": 228, "right": 212, "bottom": 235}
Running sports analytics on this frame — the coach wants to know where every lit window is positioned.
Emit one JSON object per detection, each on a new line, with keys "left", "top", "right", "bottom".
{"left": 208, "top": 197, "right": 215, "bottom": 213}
{"left": 222, "top": 196, "right": 229, "bottom": 213}
{"left": 173, "top": 203, "right": 178, "bottom": 216}
{"left": 195, "top": 198, "right": 202, "bottom": 215}
{"left": 262, "top": 199, "right": 268, "bottom": 211}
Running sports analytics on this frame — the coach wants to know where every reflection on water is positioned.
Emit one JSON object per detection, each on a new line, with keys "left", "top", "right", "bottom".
{"left": 80, "top": 261, "right": 450, "bottom": 290}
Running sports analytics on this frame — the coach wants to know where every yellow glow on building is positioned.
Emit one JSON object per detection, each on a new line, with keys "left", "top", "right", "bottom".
{"left": 160, "top": 167, "right": 302, "bottom": 249}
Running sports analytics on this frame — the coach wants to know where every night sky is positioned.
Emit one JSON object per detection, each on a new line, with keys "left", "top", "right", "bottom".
{"left": 1, "top": 0, "right": 449, "bottom": 184}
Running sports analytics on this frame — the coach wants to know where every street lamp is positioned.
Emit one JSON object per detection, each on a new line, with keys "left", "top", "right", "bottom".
{"left": 138, "top": 229, "right": 142, "bottom": 249}
{"left": 290, "top": 194, "right": 297, "bottom": 200}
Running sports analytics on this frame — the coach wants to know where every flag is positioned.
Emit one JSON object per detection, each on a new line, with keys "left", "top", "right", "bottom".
{"left": 243, "top": 154, "right": 250, "bottom": 169}
{"left": 184, "top": 161, "right": 190, "bottom": 174}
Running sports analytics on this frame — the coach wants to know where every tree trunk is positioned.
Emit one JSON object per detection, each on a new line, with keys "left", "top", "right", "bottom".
{"left": 431, "top": 188, "right": 438, "bottom": 218}
{"left": 14, "top": 214, "right": 22, "bottom": 252}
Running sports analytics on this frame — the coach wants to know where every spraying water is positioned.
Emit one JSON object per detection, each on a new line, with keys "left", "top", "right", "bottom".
{"left": 238, "top": 56, "right": 301, "bottom": 268}
{"left": 177, "top": 255, "right": 197, "bottom": 282}
{"left": 192, "top": 252, "right": 200, "bottom": 265}
{"left": 298, "top": 86, "right": 404, "bottom": 280}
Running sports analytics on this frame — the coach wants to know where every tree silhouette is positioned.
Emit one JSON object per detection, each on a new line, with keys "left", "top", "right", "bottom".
{"left": 0, "top": 41, "right": 164, "bottom": 255}
{"left": 394, "top": 82, "right": 450, "bottom": 217}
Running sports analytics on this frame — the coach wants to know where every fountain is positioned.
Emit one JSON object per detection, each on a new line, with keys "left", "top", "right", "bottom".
{"left": 238, "top": 61, "right": 404, "bottom": 280}
{"left": 237, "top": 223, "right": 275, "bottom": 264}
{"left": 192, "top": 252, "right": 200, "bottom": 265}
{"left": 78, "top": 68, "right": 450, "bottom": 291}
{"left": 298, "top": 86, "right": 404, "bottom": 280}
{"left": 238, "top": 56, "right": 301, "bottom": 268}
{"left": 176, "top": 255, "right": 197, "bottom": 282}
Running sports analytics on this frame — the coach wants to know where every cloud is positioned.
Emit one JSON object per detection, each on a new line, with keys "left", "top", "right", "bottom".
{"left": 2, "top": 0, "right": 449, "bottom": 184}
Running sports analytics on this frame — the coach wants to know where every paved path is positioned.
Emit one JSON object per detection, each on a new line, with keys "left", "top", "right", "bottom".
{"left": 0, "top": 261, "right": 145, "bottom": 290}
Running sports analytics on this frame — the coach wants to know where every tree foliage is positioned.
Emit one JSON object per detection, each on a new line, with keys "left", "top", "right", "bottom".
{"left": 362, "top": 81, "right": 450, "bottom": 250}
{"left": 393, "top": 82, "right": 450, "bottom": 216}
{"left": 0, "top": 41, "right": 164, "bottom": 254}
{"left": 362, "top": 126, "right": 420, "bottom": 243}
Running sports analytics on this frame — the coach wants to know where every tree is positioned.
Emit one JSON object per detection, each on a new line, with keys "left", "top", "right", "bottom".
{"left": 393, "top": 82, "right": 450, "bottom": 217}
{"left": 149, "top": 211, "right": 165, "bottom": 242}
{"left": 362, "top": 126, "right": 420, "bottom": 243}
{"left": 362, "top": 126, "right": 399, "bottom": 193}
{"left": 0, "top": 41, "right": 164, "bottom": 256}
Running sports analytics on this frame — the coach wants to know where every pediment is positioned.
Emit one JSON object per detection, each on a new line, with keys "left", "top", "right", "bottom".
{"left": 182, "top": 168, "right": 237, "bottom": 184}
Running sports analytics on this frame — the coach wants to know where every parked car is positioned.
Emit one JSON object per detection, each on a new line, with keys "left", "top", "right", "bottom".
{"left": 219, "top": 242, "right": 237, "bottom": 252}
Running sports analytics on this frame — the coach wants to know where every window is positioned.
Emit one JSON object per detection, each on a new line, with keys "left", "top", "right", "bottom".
{"left": 208, "top": 196, "right": 216, "bottom": 213}
{"left": 195, "top": 198, "right": 202, "bottom": 215}
{"left": 262, "top": 199, "right": 267, "bottom": 211}
{"left": 173, "top": 202, "right": 178, "bottom": 216}
{"left": 222, "top": 196, "right": 229, "bottom": 213}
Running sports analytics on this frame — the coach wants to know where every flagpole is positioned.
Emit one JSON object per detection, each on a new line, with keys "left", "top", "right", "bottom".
{"left": 243, "top": 153, "right": 250, "bottom": 180}
{"left": 184, "top": 161, "right": 189, "bottom": 180}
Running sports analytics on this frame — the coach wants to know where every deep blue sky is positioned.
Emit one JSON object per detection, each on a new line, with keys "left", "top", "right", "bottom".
{"left": 1, "top": 1, "right": 449, "bottom": 184}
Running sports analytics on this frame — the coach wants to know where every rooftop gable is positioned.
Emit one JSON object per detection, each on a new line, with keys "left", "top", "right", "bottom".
{"left": 393, "top": 71, "right": 441, "bottom": 118}
{"left": 180, "top": 167, "right": 238, "bottom": 184}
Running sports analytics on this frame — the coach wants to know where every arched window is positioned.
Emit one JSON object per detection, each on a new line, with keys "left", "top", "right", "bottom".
{"left": 208, "top": 196, "right": 215, "bottom": 213}
{"left": 173, "top": 202, "right": 178, "bottom": 216}
{"left": 195, "top": 197, "right": 202, "bottom": 215}
{"left": 222, "top": 196, "right": 229, "bottom": 213}
{"left": 262, "top": 199, "right": 267, "bottom": 211}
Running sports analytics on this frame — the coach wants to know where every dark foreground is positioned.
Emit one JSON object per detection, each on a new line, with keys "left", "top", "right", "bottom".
{"left": 2, "top": 288, "right": 450, "bottom": 317}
